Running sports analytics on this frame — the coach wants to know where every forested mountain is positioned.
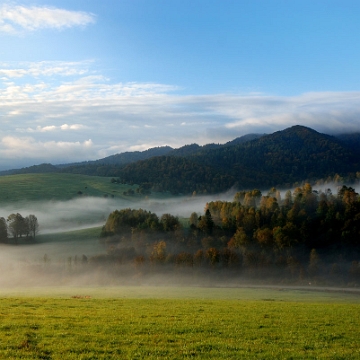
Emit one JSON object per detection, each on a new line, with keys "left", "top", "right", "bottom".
{"left": 114, "top": 156, "right": 237, "bottom": 194}
{"left": 1, "top": 126, "right": 360, "bottom": 194}
{"left": 114, "top": 126, "right": 360, "bottom": 194}
{"left": 70, "top": 133, "right": 265, "bottom": 165}
{"left": 168, "top": 134, "right": 265, "bottom": 157}
{"left": 0, "top": 163, "right": 59, "bottom": 176}
{"left": 336, "top": 133, "right": 360, "bottom": 155}
{"left": 191, "top": 125, "right": 359, "bottom": 181}
{"left": 169, "top": 143, "right": 217, "bottom": 157}
{"left": 0, "top": 133, "right": 262, "bottom": 176}
{"left": 223, "top": 133, "right": 264, "bottom": 147}
{"left": 58, "top": 146, "right": 174, "bottom": 168}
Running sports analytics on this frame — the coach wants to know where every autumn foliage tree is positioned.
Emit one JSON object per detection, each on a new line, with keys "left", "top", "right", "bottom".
{"left": 97, "top": 183, "right": 360, "bottom": 284}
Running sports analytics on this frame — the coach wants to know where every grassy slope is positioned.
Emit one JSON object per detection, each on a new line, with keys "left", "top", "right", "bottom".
{"left": 0, "top": 173, "right": 139, "bottom": 203}
{"left": 33, "top": 227, "right": 105, "bottom": 260}
{"left": 36, "top": 227, "right": 102, "bottom": 244}
{"left": 0, "top": 174, "right": 184, "bottom": 261}
{"left": 0, "top": 288, "right": 359, "bottom": 359}
{"left": 0, "top": 227, "right": 106, "bottom": 270}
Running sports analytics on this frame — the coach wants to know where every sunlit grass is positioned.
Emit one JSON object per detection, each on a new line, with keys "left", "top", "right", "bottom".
{"left": 0, "top": 289, "right": 359, "bottom": 359}
{"left": 0, "top": 173, "right": 132, "bottom": 202}
{"left": 0, "top": 173, "right": 173, "bottom": 203}
{"left": 1, "top": 286, "right": 360, "bottom": 302}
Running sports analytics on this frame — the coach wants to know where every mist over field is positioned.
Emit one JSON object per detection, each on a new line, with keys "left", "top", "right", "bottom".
{"left": 0, "top": 191, "right": 236, "bottom": 287}
{"left": 0, "top": 191, "right": 237, "bottom": 234}
{"left": 1, "top": 182, "right": 360, "bottom": 289}
{"left": 0, "top": 182, "right": 355, "bottom": 234}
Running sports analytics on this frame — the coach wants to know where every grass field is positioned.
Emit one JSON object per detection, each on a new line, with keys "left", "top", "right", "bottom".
{"left": 2, "top": 227, "right": 106, "bottom": 262}
{"left": 0, "top": 173, "right": 141, "bottom": 203}
{"left": 36, "top": 227, "right": 102, "bottom": 244}
{"left": 0, "top": 287, "right": 359, "bottom": 359}
{"left": 0, "top": 175, "right": 359, "bottom": 358}
{"left": 0, "top": 173, "right": 185, "bottom": 236}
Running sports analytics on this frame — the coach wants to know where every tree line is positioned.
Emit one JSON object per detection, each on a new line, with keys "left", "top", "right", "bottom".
{"left": 0, "top": 213, "right": 39, "bottom": 244}
{"left": 98, "top": 184, "right": 360, "bottom": 285}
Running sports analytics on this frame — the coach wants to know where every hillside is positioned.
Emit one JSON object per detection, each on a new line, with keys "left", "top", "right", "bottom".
{"left": 115, "top": 126, "right": 360, "bottom": 193}
{"left": 190, "top": 125, "right": 359, "bottom": 181}
{"left": 0, "top": 173, "right": 138, "bottom": 203}
{"left": 336, "top": 132, "right": 360, "bottom": 155}
{"left": 1, "top": 126, "right": 360, "bottom": 195}
{"left": 58, "top": 145, "right": 174, "bottom": 168}
{"left": 0, "top": 133, "right": 263, "bottom": 176}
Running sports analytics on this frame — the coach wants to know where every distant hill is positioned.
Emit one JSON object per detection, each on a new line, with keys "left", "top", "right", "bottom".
{"left": 58, "top": 146, "right": 174, "bottom": 167}
{"left": 0, "top": 146, "right": 174, "bottom": 176}
{"left": 224, "top": 133, "right": 264, "bottom": 147}
{"left": 114, "top": 126, "right": 360, "bottom": 193}
{"left": 0, "top": 133, "right": 262, "bottom": 176}
{"left": 1, "top": 126, "right": 360, "bottom": 195}
{"left": 0, "top": 163, "right": 59, "bottom": 176}
{"left": 168, "top": 134, "right": 265, "bottom": 157}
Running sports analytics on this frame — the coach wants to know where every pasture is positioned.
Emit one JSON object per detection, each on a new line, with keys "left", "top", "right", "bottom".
{"left": 0, "top": 173, "right": 140, "bottom": 203}
{"left": 0, "top": 227, "right": 105, "bottom": 268}
{"left": 0, "top": 286, "right": 359, "bottom": 359}
{"left": 0, "top": 174, "right": 359, "bottom": 358}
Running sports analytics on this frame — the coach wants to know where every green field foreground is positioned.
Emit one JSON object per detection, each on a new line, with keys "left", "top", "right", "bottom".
{"left": 0, "top": 287, "right": 359, "bottom": 359}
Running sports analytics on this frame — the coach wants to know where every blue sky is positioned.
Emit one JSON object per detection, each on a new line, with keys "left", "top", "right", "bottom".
{"left": 1, "top": 0, "right": 360, "bottom": 169}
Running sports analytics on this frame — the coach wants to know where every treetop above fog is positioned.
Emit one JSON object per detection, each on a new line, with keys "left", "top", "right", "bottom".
{"left": 96, "top": 183, "right": 360, "bottom": 283}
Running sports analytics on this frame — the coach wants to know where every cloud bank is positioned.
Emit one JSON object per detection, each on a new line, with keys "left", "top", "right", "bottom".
{"left": 0, "top": 61, "right": 360, "bottom": 169}
{"left": 0, "top": 4, "right": 95, "bottom": 34}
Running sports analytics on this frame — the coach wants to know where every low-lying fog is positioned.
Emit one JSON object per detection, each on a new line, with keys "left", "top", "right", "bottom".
{"left": 0, "top": 183, "right": 358, "bottom": 288}
{"left": 1, "top": 183, "right": 354, "bottom": 235}
{"left": 0, "top": 191, "right": 237, "bottom": 234}
{"left": 0, "top": 191, "right": 236, "bottom": 282}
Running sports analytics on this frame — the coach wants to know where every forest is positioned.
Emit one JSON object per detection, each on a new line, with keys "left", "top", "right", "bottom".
{"left": 94, "top": 183, "right": 360, "bottom": 285}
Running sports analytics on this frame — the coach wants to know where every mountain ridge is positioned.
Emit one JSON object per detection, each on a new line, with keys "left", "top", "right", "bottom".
{"left": 1, "top": 125, "right": 360, "bottom": 195}
{"left": 0, "top": 133, "right": 265, "bottom": 175}
{"left": 114, "top": 125, "right": 360, "bottom": 193}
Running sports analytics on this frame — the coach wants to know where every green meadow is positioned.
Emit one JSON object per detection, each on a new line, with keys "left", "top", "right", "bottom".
{"left": 36, "top": 227, "right": 102, "bottom": 244}
{"left": 0, "top": 173, "right": 172, "bottom": 203}
{"left": 1, "top": 174, "right": 360, "bottom": 359}
{"left": 0, "top": 287, "right": 359, "bottom": 359}
{"left": 32, "top": 227, "right": 105, "bottom": 260}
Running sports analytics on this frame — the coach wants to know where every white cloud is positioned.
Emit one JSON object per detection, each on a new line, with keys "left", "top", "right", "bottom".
{"left": 0, "top": 61, "right": 91, "bottom": 79}
{"left": 1, "top": 61, "right": 360, "bottom": 170}
{"left": 0, "top": 136, "right": 94, "bottom": 164}
{"left": 22, "top": 124, "right": 87, "bottom": 133}
{"left": 0, "top": 4, "right": 95, "bottom": 34}
{"left": 60, "top": 124, "right": 86, "bottom": 130}
{"left": 219, "top": 92, "right": 360, "bottom": 134}
{"left": 38, "top": 125, "right": 57, "bottom": 132}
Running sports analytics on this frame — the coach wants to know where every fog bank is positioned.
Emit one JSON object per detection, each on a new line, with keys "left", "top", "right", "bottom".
{"left": 0, "top": 191, "right": 236, "bottom": 234}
